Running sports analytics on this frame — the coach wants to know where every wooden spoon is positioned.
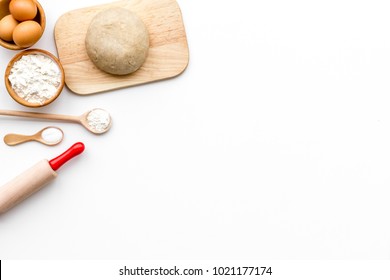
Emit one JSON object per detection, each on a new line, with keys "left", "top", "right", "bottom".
{"left": 0, "top": 108, "right": 112, "bottom": 134}
{"left": 4, "top": 126, "right": 64, "bottom": 146}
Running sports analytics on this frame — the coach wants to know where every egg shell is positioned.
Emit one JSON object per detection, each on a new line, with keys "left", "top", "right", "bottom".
{"left": 12, "top": 20, "right": 42, "bottom": 48}
{"left": 0, "top": 15, "right": 19, "bottom": 42}
{"left": 9, "top": 0, "right": 37, "bottom": 21}
{"left": 0, "top": 0, "right": 10, "bottom": 19}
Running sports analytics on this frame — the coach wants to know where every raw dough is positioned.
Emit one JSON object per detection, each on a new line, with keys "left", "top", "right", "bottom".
{"left": 85, "top": 8, "right": 149, "bottom": 75}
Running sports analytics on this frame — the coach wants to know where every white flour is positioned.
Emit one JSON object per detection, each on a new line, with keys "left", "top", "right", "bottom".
{"left": 87, "top": 109, "right": 111, "bottom": 133}
{"left": 8, "top": 54, "right": 62, "bottom": 105}
{"left": 41, "top": 127, "right": 63, "bottom": 144}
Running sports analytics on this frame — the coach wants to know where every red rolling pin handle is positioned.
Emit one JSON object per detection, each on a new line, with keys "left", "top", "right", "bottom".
{"left": 49, "top": 142, "right": 85, "bottom": 171}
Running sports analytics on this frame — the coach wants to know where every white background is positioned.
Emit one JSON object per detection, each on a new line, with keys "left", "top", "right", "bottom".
{"left": 1, "top": 0, "right": 390, "bottom": 260}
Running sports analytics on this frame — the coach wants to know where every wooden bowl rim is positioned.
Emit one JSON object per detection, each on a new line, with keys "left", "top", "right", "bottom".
{"left": 4, "top": 49, "right": 65, "bottom": 108}
{"left": 0, "top": 0, "right": 46, "bottom": 50}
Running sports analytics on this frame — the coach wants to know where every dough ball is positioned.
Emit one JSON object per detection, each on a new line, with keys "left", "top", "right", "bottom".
{"left": 85, "top": 8, "right": 149, "bottom": 75}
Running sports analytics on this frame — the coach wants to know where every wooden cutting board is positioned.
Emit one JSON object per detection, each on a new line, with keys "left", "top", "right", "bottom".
{"left": 54, "top": 0, "right": 189, "bottom": 95}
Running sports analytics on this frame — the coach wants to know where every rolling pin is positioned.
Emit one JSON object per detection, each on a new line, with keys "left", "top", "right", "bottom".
{"left": 0, "top": 142, "right": 85, "bottom": 214}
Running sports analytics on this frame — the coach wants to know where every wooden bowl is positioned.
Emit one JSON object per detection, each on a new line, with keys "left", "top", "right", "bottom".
{"left": 4, "top": 49, "right": 65, "bottom": 108}
{"left": 0, "top": 0, "right": 46, "bottom": 50}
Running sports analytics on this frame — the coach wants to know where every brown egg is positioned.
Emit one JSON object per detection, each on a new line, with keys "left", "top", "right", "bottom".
{"left": 9, "top": 0, "right": 37, "bottom": 21}
{"left": 13, "top": 20, "right": 42, "bottom": 47}
{"left": 0, "top": 15, "right": 19, "bottom": 42}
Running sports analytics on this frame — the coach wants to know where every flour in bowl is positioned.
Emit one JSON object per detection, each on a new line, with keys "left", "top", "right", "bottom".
{"left": 8, "top": 54, "right": 62, "bottom": 105}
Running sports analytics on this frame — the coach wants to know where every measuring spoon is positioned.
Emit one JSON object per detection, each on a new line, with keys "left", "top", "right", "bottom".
{"left": 4, "top": 126, "right": 64, "bottom": 146}
{"left": 0, "top": 108, "right": 112, "bottom": 134}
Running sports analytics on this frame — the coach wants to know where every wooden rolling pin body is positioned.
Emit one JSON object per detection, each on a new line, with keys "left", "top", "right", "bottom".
{"left": 0, "top": 160, "right": 57, "bottom": 214}
{"left": 0, "top": 143, "right": 84, "bottom": 215}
